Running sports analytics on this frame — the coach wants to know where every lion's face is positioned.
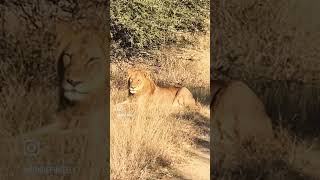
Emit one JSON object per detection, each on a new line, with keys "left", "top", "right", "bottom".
{"left": 127, "top": 69, "right": 149, "bottom": 95}
{"left": 58, "top": 30, "right": 106, "bottom": 102}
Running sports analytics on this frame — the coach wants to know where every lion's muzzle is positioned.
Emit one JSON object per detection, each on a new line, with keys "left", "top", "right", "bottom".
{"left": 129, "top": 87, "right": 137, "bottom": 94}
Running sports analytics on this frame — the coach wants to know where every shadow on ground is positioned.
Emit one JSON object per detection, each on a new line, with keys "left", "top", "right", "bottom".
{"left": 190, "top": 86, "right": 211, "bottom": 106}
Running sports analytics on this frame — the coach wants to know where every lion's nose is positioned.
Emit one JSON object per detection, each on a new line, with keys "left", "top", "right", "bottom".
{"left": 66, "top": 79, "right": 82, "bottom": 87}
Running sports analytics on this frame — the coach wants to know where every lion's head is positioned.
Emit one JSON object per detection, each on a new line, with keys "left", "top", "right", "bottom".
{"left": 56, "top": 22, "right": 107, "bottom": 104}
{"left": 127, "top": 68, "right": 155, "bottom": 96}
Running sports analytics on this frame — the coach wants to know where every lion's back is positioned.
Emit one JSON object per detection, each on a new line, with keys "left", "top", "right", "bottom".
{"left": 151, "top": 86, "right": 180, "bottom": 104}
{"left": 211, "top": 80, "right": 274, "bottom": 169}
{"left": 213, "top": 80, "right": 273, "bottom": 140}
{"left": 128, "top": 69, "right": 196, "bottom": 107}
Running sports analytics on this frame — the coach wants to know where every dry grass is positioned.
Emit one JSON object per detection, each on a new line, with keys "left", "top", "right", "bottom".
{"left": 0, "top": 83, "right": 57, "bottom": 137}
{"left": 212, "top": 0, "right": 320, "bottom": 82}
{"left": 110, "top": 102, "right": 187, "bottom": 179}
{"left": 213, "top": 128, "right": 320, "bottom": 179}
{"left": 0, "top": 79, "right": 89, "bottom": 179}
{"left": 212, "top": 0, "right": 320, "bottom": 130}
{"left": 212, "top": 0, "right": 320, "bottom": 178}
{"left": 0, "top": 3, "right": 107, "bottom": 179}
{"left": 1, "top": 3, "right": 210, "bottom": 178}
{"left": 0, "top": 1, "right": 109, "bottom": 179}
{"left": 0, "top": 34, "right": 90, "bottom": 179}
{"left": 110, "top": 33, "right": 210, "bottom": 179}
{"left": 212, "top": 0, "right": 320, "bottom": 133}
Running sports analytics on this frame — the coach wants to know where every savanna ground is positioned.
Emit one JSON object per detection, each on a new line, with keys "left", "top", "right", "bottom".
{"left": 212, "top": 0, "right": 320, "bottom": 179}
{"left": 110, "top": 32, "right": 210, "bottom": 180}
{"left": 110, "top": 1, "right": 210, "bottom": 179}
{"left": 2, "top": 0, "right": 319, "bottom": 179}
{"left": 0, "top": 1, "right": 108, "bottom": 179}
{"left": 0, "top": 0, "right": 211, "bottom": 179}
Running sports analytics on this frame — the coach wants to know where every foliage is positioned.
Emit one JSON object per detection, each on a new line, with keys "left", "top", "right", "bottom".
{"left": 111, "top": 0, "right": 209, "bottom": 56}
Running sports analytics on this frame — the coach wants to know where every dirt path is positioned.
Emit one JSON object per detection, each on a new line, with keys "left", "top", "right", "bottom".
{"left": 172, "top": 134, "right": 210, "bottom": 180}
{"left": 148, "top": 32, "right": 209, "bottom": 180}
{"left": 168, "top": 33, "right": 210, "bottom": 180}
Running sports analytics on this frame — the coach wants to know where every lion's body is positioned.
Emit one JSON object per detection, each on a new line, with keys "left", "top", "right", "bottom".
{"left": 56, "top": 23, "right": 108, "bottom": 179}
{"left": 20, "top": 22, "right": 108, "bottom": 179}
{"left": 126, "top": 69, "right": 196, "bottom": 108}
{"left": 53, "top": 24, "right": 108, "bottom": 135}
{"left": 211, "top": 80, "right": 273, "bottom": 169}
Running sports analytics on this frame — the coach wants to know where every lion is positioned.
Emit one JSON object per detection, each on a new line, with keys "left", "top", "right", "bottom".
{"left": 210, "top": 80, "right": 273, "bottom": 171}
{"left": 19, "top": 22, "right": 108, "bottom": 179}
{"left": 121, "top": 68, "right": 196, "bottom": 110}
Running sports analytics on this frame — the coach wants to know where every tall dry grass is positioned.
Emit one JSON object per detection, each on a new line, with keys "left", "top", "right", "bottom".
{"left": 110, "top": 33, "right": 210, "bottom": 179}
{"left": 212, "top": 0, "right": 320, "bottom": 82}
{"left": 212, "top": 0, "right": 320, "bottom": 179}
{"left": 111, "top": 102, "right": 187, "bottom": 179}
{"left": 213, "top": 127, "right": 320, "bottom": 179}
{"left": 0, "top": 2, "right": 109, "bottom": 179}
{"left": 0, "top": 76, "right": 92, "bottom": 180}
{"left": 212, "top": 1, "right": 320, "bottom": 131}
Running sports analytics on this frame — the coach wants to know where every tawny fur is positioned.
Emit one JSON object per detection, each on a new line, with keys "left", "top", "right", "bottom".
{"left": 19, "top": 22, "right": 108, "bottom": 179}
{"left": 211, "top": 80, "right": 273, "bottom": 169}
{"left": 126, "top": 68, "right": 196, "bottom": 108}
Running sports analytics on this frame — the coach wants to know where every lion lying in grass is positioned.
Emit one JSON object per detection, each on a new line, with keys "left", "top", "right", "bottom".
{"left": 121, "top": 68, "right": 196, "bottom": 110}
{"left": 211, "top": 80, "right": 320, "bottom": 178}
{"left": 18, "top": 21, "right": 108, "bottom": 179}
{"left": 211, "top": 80, "right": 274, "bottom": 171}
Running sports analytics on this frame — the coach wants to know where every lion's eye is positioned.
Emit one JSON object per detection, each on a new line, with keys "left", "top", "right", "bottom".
{"left": 62, "top": 53, "right": 71, "bottom": 67}
{"left": 86, "top": 57, "right": 100, "bottom": 66}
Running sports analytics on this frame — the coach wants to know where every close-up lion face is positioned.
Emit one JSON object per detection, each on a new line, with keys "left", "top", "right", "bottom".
{"left": 127, "top": 69, "right": 150, "bottom": 95}
{"left": 57, "top": 28, "right": 106, "bottom": 102}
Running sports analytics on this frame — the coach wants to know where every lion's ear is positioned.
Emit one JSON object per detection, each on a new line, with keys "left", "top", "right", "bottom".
{"left": 142, "top": 70, "right": 151, "bottom": 79}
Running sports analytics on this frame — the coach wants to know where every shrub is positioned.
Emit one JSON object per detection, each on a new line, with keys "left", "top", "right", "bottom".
{"left": 111, "top": 0, "right": 209, "bottom": 56}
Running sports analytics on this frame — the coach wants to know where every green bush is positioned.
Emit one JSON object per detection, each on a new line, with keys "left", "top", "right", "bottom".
{"left": 111, "top": 0, "right": 209, "bottom": 56}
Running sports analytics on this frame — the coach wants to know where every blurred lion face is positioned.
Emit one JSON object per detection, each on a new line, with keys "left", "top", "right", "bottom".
{"left": 58, "top": 29, "right": 106, "bottom": 102}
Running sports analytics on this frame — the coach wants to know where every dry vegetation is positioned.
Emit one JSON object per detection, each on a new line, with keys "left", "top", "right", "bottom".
{"left": 213, "top": 128, "right": 320, "bottom": 179}
{"left": 0, "top": 0, "right": 210, "bottom": 179}
{"left": 212, "top": 0, "right": 320, "bottom": 179}
{"left": 110, "top": 1, "right": 210, "bottom": 177}
{"left": 0, "top": 1, "right": 108, "bottom": 179}
{"left": 212, "top": 0, "right": 320, "bottom": 132}
{"left": 110, "top": 34, "right": 210, "bottom": 179}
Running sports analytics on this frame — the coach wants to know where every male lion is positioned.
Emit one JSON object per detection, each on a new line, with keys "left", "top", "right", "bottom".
{"left": 123, "top": 68, "right": 196, "bottom": 109}
{"left": 210, "top": 80, "right": 273, "bottom": 171}
{"left": 20, "top": 22, "right": 108, "bottom": 179}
